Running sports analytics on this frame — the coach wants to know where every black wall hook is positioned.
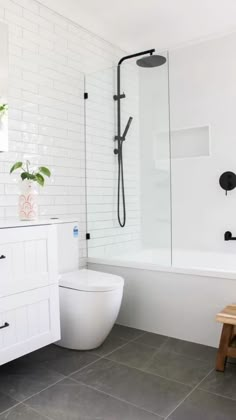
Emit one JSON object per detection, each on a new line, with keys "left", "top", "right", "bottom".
{"left": 219, "top": 172, "right": 236, "bottom": 195}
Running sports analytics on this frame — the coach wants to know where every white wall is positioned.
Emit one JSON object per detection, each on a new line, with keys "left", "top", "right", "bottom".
{"left": 170, "top": 32, "right": 236, "bottom": 256}
{"left": 0, "top": 0, "right": 124, "bottom": 267}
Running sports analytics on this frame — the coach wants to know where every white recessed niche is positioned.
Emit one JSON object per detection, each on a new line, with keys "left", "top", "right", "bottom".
{"left": 171, "top": 125, "right": 210, "bottom": 159}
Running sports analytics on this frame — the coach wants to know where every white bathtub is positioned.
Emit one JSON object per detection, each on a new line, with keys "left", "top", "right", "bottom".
{"left": 88, "top": 248, "right": 236, "bottom": 347}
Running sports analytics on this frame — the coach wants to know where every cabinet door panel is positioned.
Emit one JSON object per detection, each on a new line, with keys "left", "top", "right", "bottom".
{"left": 0, "top": 285, "right": 60, "bottom": 365}
{"left": 0, "top": 225, "right": 58, "bottom": 297}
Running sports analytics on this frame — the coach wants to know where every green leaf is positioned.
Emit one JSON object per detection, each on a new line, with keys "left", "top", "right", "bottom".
{"left": 0, "top": 104, "right": 7, "bottom": 112}
{"left": 10, "top": 162, "right": 22, "bottom": 174}
{"left": 38, "top": 166, "right": 51, "bottom": 177}
{"left": 35, "top": 173, "right": 45, "bottom": 186}
{"left": 21, "top": 172, "right": 29, "bottom": 181}
{"left": 21, "top": 173, "right": 37, "bottom": 181}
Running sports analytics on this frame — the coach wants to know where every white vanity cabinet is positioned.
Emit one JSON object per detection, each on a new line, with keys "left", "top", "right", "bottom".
{"left": 0, "top": 223, "right": 60, "bottom": 366}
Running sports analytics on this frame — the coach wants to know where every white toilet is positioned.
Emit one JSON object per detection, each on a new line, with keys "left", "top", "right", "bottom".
{"left": 56, "top": 222, "right": 124, "bottom": 350}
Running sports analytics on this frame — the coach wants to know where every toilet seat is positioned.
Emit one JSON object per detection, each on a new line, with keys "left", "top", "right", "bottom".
{"left": 59, "top": 269, "right": 124, "bottom": 292}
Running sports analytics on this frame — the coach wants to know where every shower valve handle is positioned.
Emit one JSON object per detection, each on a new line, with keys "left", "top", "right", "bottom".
{"left": 224, "top": 231, "right": 236, "bottom": 241}
{"left": 114, "top": 149, "right": 119, "bottom": 155}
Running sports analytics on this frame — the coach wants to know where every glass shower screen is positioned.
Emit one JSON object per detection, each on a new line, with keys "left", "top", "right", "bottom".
{"left": 85, "top": 52, "right": 171, "bottom": 267}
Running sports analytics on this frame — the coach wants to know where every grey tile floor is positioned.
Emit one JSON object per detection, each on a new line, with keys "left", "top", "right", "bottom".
{"left": 0, "top": 325, "right": 235, "bottom": 419}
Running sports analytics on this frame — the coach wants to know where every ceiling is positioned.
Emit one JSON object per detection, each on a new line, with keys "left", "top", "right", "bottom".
{"left": 39, "top": 0, "right": 236, "bottom": 52}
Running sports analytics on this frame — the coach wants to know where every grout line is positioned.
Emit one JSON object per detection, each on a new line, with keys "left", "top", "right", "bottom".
{"left": 132, "top": 332, "right": 170, "bottom": 343}
{"left": 27, "top": 331, "right": 147, "bottom": 381}
{"left": 21, "top": 402, "right": 54, "bottom": 420}
{"left": 154, "top": 347, "right": 215, "bottom": 367}
{"left": 102, "top": 356, "right": 201, "bottom": 388}
{"left": 117, "top": 332, "right": 216, "bottom": 368}
{"left": 98, "top": 331, "right": 147, "bottom": 356}
{"left": 67, "top": 332, "right": 147, "bottom": 377}
{"left": 66, "top": 331, "right": 214, "bottom": 390}
{"left": 163, "top": 368, "right": 215, "bottom": 419}
{"left": 131, "top": 335, "right": 217, "bottom": 365}
{"left": 70, "top": 376, "right": 163, "bottom": 418}
{"left": 197, "top": 387, "right": 236, "bottom": 403}
{"left": 67, "top": 355, "right": 104, "bottom": 377}
{"left": 0, "top": 401, "right": 22, "bottom": 417}
{"left": 101, "top": 338, "right": 214, "bottom": 389}
{"left": 20, "top": 376, "right": 66, "bottom": 405}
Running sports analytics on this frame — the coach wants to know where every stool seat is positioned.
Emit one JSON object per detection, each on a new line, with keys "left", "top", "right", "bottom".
{"left": 216, "top": 304, "right": 236, "bottom": 372}
{"left": 216, "top": 304, "right": 236, "bottom": 325}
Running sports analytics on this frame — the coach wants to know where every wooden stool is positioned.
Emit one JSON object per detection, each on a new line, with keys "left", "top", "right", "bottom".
{"left": 216, "top": 304, "right": 236, "bottom": 372}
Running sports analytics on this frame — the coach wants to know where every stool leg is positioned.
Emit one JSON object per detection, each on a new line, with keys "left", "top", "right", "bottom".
{"left": 232, "top": 326, "right": 236, "bottom": 339}
{"left": 216, "top": 324, "right": 233, "bottom": 372}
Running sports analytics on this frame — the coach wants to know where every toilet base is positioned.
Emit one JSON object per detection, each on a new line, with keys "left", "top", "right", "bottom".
{"left": 57, "top": 285, "right": 123, "bottom": 350}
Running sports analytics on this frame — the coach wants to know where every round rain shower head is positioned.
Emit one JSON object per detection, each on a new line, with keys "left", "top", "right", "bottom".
{"left": 136, "top": 54, "right": 166, "bottom": 68}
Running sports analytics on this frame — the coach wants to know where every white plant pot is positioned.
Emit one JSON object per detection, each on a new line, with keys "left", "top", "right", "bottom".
{"left": 18, "top": 180, "right": 38, "bottom": 221}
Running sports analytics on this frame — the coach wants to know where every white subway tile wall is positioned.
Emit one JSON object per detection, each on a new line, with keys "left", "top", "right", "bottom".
{"left": 0, "top": 0, "right": 124, "bottom": 266}
{"left": 86, "top": 64, "right": 141, "bottom": 258}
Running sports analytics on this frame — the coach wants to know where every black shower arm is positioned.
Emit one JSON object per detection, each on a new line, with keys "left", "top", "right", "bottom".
{"left": 118, "top": 49, "right": 155, "bottom": 66}
{"left": 115, "top": 49, "right": 155, "bottom": 145}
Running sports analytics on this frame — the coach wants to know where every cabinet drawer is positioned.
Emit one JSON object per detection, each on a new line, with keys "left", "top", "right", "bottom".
{"left": 0, "top": 225, "right": 58, "bottom": 297}
{"left": 0, "top": 285, "right": 60, "bottom": 366}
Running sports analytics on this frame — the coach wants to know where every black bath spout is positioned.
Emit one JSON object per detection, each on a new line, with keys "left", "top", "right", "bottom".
{"left": 224, "top": 231, "right": 236, "bottom": 241}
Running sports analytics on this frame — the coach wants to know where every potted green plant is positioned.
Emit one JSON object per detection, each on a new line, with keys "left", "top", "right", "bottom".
{"left": 10, "top": 160, "right": 51, "bottom": 221}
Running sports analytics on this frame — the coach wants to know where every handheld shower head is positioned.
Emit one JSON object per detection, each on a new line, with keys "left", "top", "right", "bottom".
{"left": 122, "top": 117, "right": 133, "bottom": 140}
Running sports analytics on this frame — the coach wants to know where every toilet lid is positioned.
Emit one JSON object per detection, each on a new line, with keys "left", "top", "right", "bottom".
{"left": 59, "top": 269, "right": 124, "bottom": 292}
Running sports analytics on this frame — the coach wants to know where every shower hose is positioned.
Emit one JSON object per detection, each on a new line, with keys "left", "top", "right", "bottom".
{"left": 117, "top": 140, "right": 126, "bottom": 227}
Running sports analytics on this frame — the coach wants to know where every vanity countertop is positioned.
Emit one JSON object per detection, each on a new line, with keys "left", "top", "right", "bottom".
{"left": 0, "top": 217, "right": 78, "bottom": 229}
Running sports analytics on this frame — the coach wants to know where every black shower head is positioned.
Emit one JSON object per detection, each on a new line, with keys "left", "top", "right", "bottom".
{"left": 136, "top": 54, "right": 166, "bottom": 68}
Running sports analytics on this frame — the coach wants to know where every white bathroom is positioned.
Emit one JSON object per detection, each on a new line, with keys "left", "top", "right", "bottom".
{"left": 0, "top": 1, "right": 236, "bottom": 419}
